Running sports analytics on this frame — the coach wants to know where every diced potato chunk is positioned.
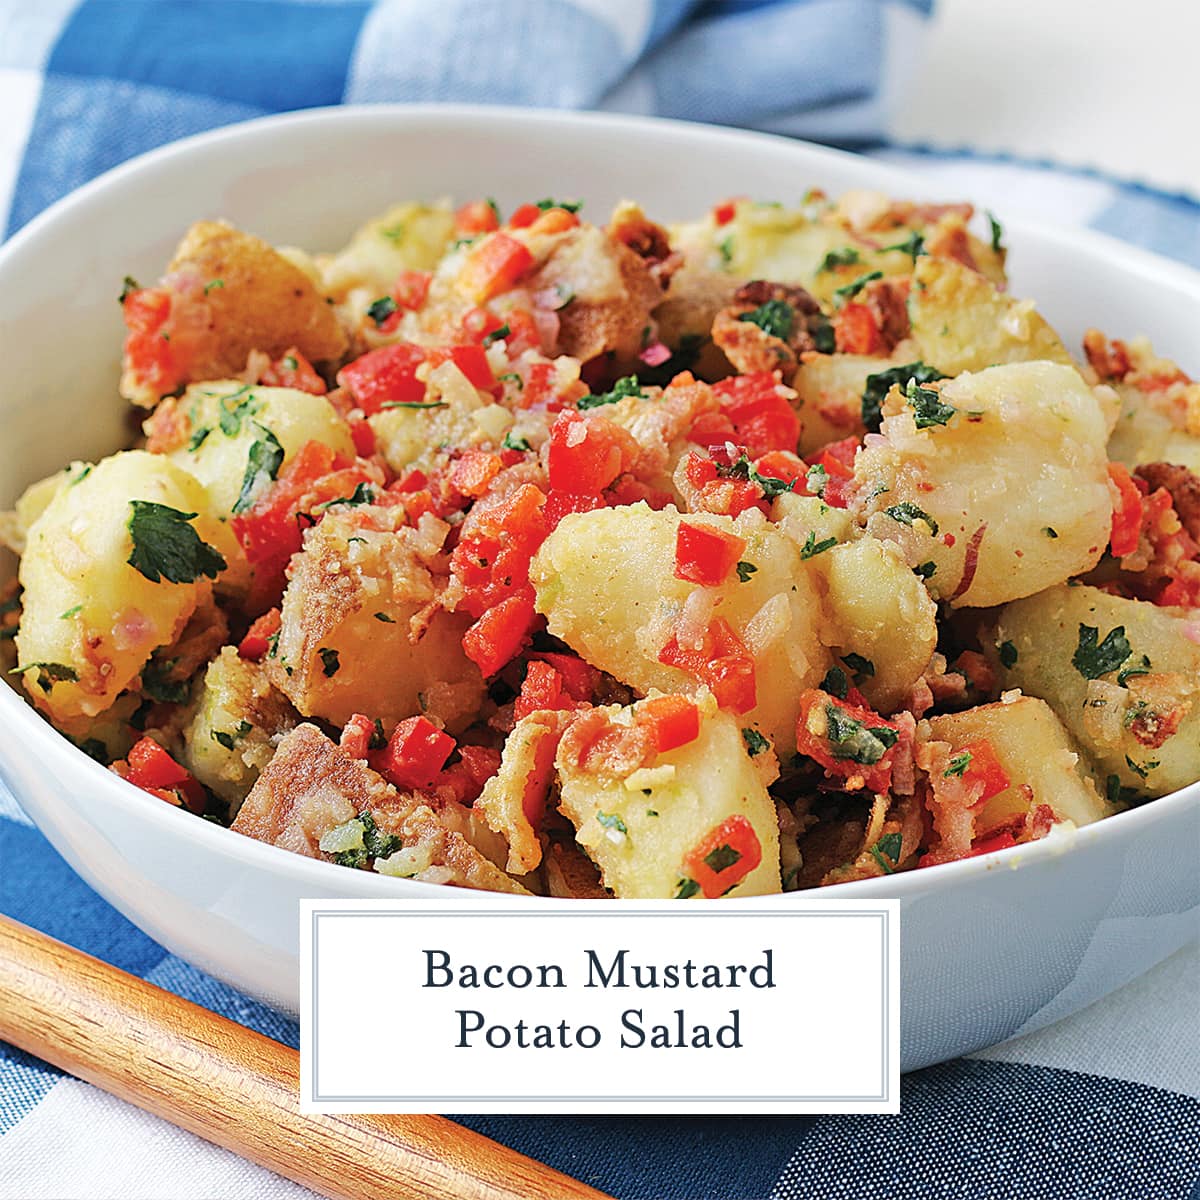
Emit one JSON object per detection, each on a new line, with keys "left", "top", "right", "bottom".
{"left": 908, "top": 256, "right": 1072, "bottom": 375}
{"left": 928, "top": 696, "right": 1109, "bottom": 831}
{"left": 811, "top": 537, "right": 938, "bottom": 713}
{"left": 530, "top": 502, "right": 829, "bottom": 751}
{"left": 556, "top": 695, "right": 781, "bottom": 898}
{"left": 993, "top": 584, "right": 1200, "bottom": 797}
{"left": 856, "top": 362, "right": 1112, "bottom": 607}
{"left": 269, "top": 508, "right": 484, "bottom": 730}
{"left": 168, "top": 381, "right": 354, "bottom": 516}
{"left": 15, "top": 451, "right": 241, "bottom": 722}
{"left": 182, "top": 646, "right": 298, "bottom": 811}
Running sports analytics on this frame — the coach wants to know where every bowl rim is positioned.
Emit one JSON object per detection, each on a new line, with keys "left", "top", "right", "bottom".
{"left": 1, "top": 101, "right": 1197, "bottom": 902}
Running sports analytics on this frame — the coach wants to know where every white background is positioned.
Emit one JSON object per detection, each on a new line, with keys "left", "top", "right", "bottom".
{"left": 301, "top": 900, "right": 900, "bottom": 1115}
{"left": 894, "top": 0, "right": 1200, "bottom": 199}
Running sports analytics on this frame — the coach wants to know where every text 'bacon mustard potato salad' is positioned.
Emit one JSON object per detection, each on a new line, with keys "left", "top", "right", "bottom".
{"left": 2, "top": 191, "right": 1198, "bottom": 898}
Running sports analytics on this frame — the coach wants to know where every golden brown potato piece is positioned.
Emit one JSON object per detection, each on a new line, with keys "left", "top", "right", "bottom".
{"left": 166, "top": 220, "right": 347, "bottom": 379}
{"left": 232, "top": 722, "right": 404, "bottom": 859}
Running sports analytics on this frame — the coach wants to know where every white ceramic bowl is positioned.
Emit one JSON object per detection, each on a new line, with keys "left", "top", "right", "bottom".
{"left": 1, "top": 107, "right": 1197, "bottom": 1071}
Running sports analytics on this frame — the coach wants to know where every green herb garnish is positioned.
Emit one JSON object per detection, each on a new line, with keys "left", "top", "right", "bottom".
{"left": 915, "top": 561, "right": 937, "bottom": 579}
{"left": 885, "top": 502, "right": 939, "bottom": 536}
{"left": 861, "top": 362, "right": 946, "bottom": 432}
{"left": 675, "top": 878, "right": 701, "bottom": 899}
{"left": 1072, "top": 624, "right": 1131, "bottom": 680}
{"left": 502, "top": 432, "right": 531, "bottom": 452}
{"left": 704, "top": 843, "right": 742, "bottom": 873}
{"left": 319, "top": 647, "right": 340, "bottom": 677}
{"left": 987, "top": 211, "right": 1005, "bottom": 254}
{"left": 869, "top": 831, "right": 903, "bottom": 874}
{"left": 905, "top": 380, "right": 957, "bottom": 429}
{"left": 821, "top": 666, "right": 849, "bottom": 700}
{"left": 944, "top": 751, "right": 972, "bottom": 778}
{"left": 742, "top": 728, "right": 770, "bottom": 757}
{"left": 881, "top": 231, "right": 925, "bottom": 260}
{"left": 998, "top": 640, "right": 1018, "bottom": 669}
{"left": 597, "top": 811, "right": 629, "bottom": 835}
{"left": 577, "top": 375, "right": 644, "bottom": 410}
{"left": 366, "top": 296, "right": 398, "bottom": 327}
{"left": 800, "top": 531, "right": 838, "bottom": 559}
{"left": 738, "top": 299, "right": 794, "bottom": 340}
{"left": 735, "top": 561, "right": 758, "bottom": 583}
{"left": 233, "top": 428, "right": 285, "bottom": 514}
{"left": 482, "top": 323, "right": 510, "bottom": 347}
{"left": 819, "top": 247, "right": 862, "bottom": 273}
{"left": 118, "top": 276, "right": 140, "bottom": 304}
{"left": 825, "top": 703, "right": 898, "bottom": 765}
{"left": 380, "top": 400, "right": 448, "bottom": 410}
{"left": 127, "top": 502, "right": 226, "bottom": 584}
{"left": 834, "top": 270, "right": 883, "bottom": 305}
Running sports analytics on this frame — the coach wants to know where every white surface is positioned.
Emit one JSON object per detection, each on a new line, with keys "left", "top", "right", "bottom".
{"left": 0, "top": 107, "right": 1196, "bottom": 1075}
{"left": 894, "top": 0, "right": 1200, "bottom": 198}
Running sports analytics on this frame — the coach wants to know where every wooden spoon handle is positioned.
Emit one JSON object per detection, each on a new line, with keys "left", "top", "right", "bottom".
{"left": 0, "top": 914, "right": 612, "bottom": 1200}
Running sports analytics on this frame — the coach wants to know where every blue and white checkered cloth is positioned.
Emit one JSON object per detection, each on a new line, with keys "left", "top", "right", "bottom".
{"left": 1, "top": 2, "right": 1198, "bottom": 1197}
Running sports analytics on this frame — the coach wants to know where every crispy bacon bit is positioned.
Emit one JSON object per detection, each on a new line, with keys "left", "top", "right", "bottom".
{"left": 924, "top": 215, "right": 980, "bottom": 274}
{"left": 1083, "top": 329, "right": 1133, "bottom": 382}
{"left": 1136, "top": 462, "right": 1200, "bottom": 541}
{"left": 558, "top": 708, "right": 656, "bottom": 779}
{"left": 711, "top": 280, "right": 825, "bottom": 375}
{"left": 860, "top": 276, "right": 911, "bottom": 348}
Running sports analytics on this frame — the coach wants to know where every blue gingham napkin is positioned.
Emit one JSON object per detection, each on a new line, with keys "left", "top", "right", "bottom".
{"left": 1, "top": 2, "right": 1198, "bottom": 1197}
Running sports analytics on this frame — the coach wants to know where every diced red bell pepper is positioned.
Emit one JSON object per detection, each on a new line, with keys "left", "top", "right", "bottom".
{"left": 455, "top": 199, "right": 500, "bottom": 236}
{"left": 508, "top": 203, "right": 541, "bottom": 229}
{"left": 795, "top": 689, "right": 902, "bottom": 794}
{"left": 450, "top": 450, "right": 504, "bottom": 499}
{"left": 712, "top": 198, "right": 744, "bottom": 226}
{"left": 259, "top": 347, "right": 326, "bottom": 395}
{"left": 682, "top": 814, "right": 762, "bottom": 898}
{"left": 659, "top": 617, "right": 757, "bottom": 715}
{"left": 450, "top": 483, "right": 549, "bottom": 617}
{"left": 968, "top": 830, "right": 1017, "bottom": 858}
{"left": 953, "top": 738, "right": 1012, "bottom": 805}
{"left": 501, "top": 308, "right": 542, "bottom": 356}
{"left": 713, "top": 373, "right": 801, "bottom": 457}
{"left": 434, "top": 744, "right": 503, "bottom": 806}
{"left": 125, "top": 736, "right": 205, "bottom": 814}
{"left": 462, "top": 590, "right": 539, "bottom": 677}
{"left": 460, "top": 233, "right": 534, "bottom": 303}
{"left": 238, "top": 607, "right": 282, "bottom": 661}
{"left": 753, "top": 450, "right": 806, "bottom": 489}
{"left": 392, "top": 269, "right": 433, "bottom": 312}
{"left": 460, "top": 306, "right": 507, "bottom": 344}
{"left": 349, "top": 415, "right": 375, "bottom": 457}
{"left": 637, "top": 695, "right": 701, "bottom": 754}
{"left": 122, "top": 287, "right": 183, "bottom": 398}
{"left": 513, "top": 660, "right": 572, "bottom": 722}
{"left": 807, "top": 436, "right": 859, "bottom": 509}
{"left": 688, "top": 408, "right": 738, "bottom": 448}
{"left": 338, "top": 343, "right": 427, "bottom": 415}
{"left": 674, "top": 521, "right": 747, "bottom": 587}
{"left": 427, "top": 344, "right": 495, "bottom": 392}
{"left": 834, "top": 302, "right": 886, "bottom": 356}
{"left": 376, "top": 716, "right": 456, "bottom": 790}
{"left": 547, "top": 410, "right": 636, "bottom": 494}
{"left": 1107, "top": 461, "right": 1144, "bottom": 558}
{"left": 339, "top": 713, "right": 378, "bottom": 760}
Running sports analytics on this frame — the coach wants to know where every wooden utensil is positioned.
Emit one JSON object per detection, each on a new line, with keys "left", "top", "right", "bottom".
{"left": 0, "top": 913, "right": 612, "bottom": 1200}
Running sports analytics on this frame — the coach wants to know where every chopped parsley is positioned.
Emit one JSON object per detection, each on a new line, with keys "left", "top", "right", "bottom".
{"left": 914, "top": 561, "right": 937, "bottom": 579}
{"left": 330, "top": 811, "right": 402, "bottom": 869}
{"left": 704, "top": 843, "right": 742, "bottom": 873}
{"left": 203, "top": 278, "right": 225, "bottom": 295}
{"left": 819, "top": 247, "right": 862, "bottom": 273}
{"left": 211, "top": 720, "right": 252, "bottom": 751}
{"left": 597, "top": 811, "right": 628, "bottom": 835}
{"left": 319, "top": 647, "right": 340, "bottom": 677}
{"left": 821, "top": 665, "right": 849, "bottom": 700}
{"left": 577, "top": 375, "right": 644, "bottom": 410}
{"left": 799, "top": 530, "right": 838, "bottom": 559}
{"left": 833, "top": 270, "right": 883, "bottom": 305}
{"left": 905, "top": 380, "right": 957, "bottom": 429}
{"left": 380, "top": 399, "right": 448, "bottom": 410}
{"left": 674, "top": 878, "right": 702, "bottom": 899}
{"left": 482, "top": 323, "right": 510, "bottom": 347}
{"left": 735, "top": 560, "right": 758, "bottom": 583}
{"left": 987, "top": 211, "right": 1005, "bottom": 254}
{"left": 869, "top": 831, "right": 903, "bottom": 874}
{"left": 1117, "top": 655, "right": 1152, "bottom": 686}
{"left": 885, "top": 502, "right": 939, "bottom": 536}
{"left": 59, "top": 604, "right": 82, "bottom": 620}
{"left": 1072, "top": 623, "right": 1131, "bottom": 680}
{"left": 141, "top": 657, "right": 189, "bottom": 705}
{"left": 741, "top": 728, "right": 770, "bottom": 757}
{"left": 861, "top": 362, "right": 946, "bottom": 432}
{"left": 535, "top": 198, "right": 582, "bottom": 213}
{"left": 881, "top": 231, "right": 925, "bottom": 260}
{"left": 1105, "top": 774, "right": 1142, "bottom": 807}
{"left": 9, "top": 661, "right": 78, "bottom": 690}
{"left": 738, "top": 299, "right": 794, "bottom": 341}
{"left": 1043, "top": 527, "right": 1059, "bottom": 539}
{"left": 66, "top": 463, "right": 92, "bottom": 487}
{"left": 806, "top": 463, "right": 829, "bottom": 498}
{"left": 944, "top": 750, "right": 972, "bottom": 778}
{"left": 366, "top": 296, "right": 398, "bottom": 327}
{"left": 118, "top": 275, "right": 140, "bottom": 304}
{"left": 233, "top": 428, "right": 285, "bottom": 514}
{"left": 502, "top": 430, "right": 528, "bottom": 449}
{"left": 215, "top": 386, "right": 259, "bottom": 437}
{"left": 842, "top": 652, "right": 875, "bottom": 680}
{"left": 811, "top": 318, "right": 836, "bottom": 354}
{"left": 1125, "top": 755, "right": 1158, "bottom": 779}
{"left": 188, "top": 426, "right": 211, "bottom": 451}
{"left": 998, "top": 640, "right": 1018, "bottom": 669}
{"left": 717, "top": 236, "right": 734, "bottom": 265}
{"left": 316, "top": 481, "right": 375, "bottom": 510}
{"left": 373, "top": 611, "right": 396, "bottom": 623}
{"left": 126, "top": 502, "right": 226, "bottom": 584}
{"left": 825, "top": 703, "right": 899, "bottom": 765}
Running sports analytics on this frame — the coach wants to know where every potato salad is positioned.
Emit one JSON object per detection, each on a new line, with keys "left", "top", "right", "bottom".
{"left": 2, "top": 190, "right": 1197, "bottom": 899}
